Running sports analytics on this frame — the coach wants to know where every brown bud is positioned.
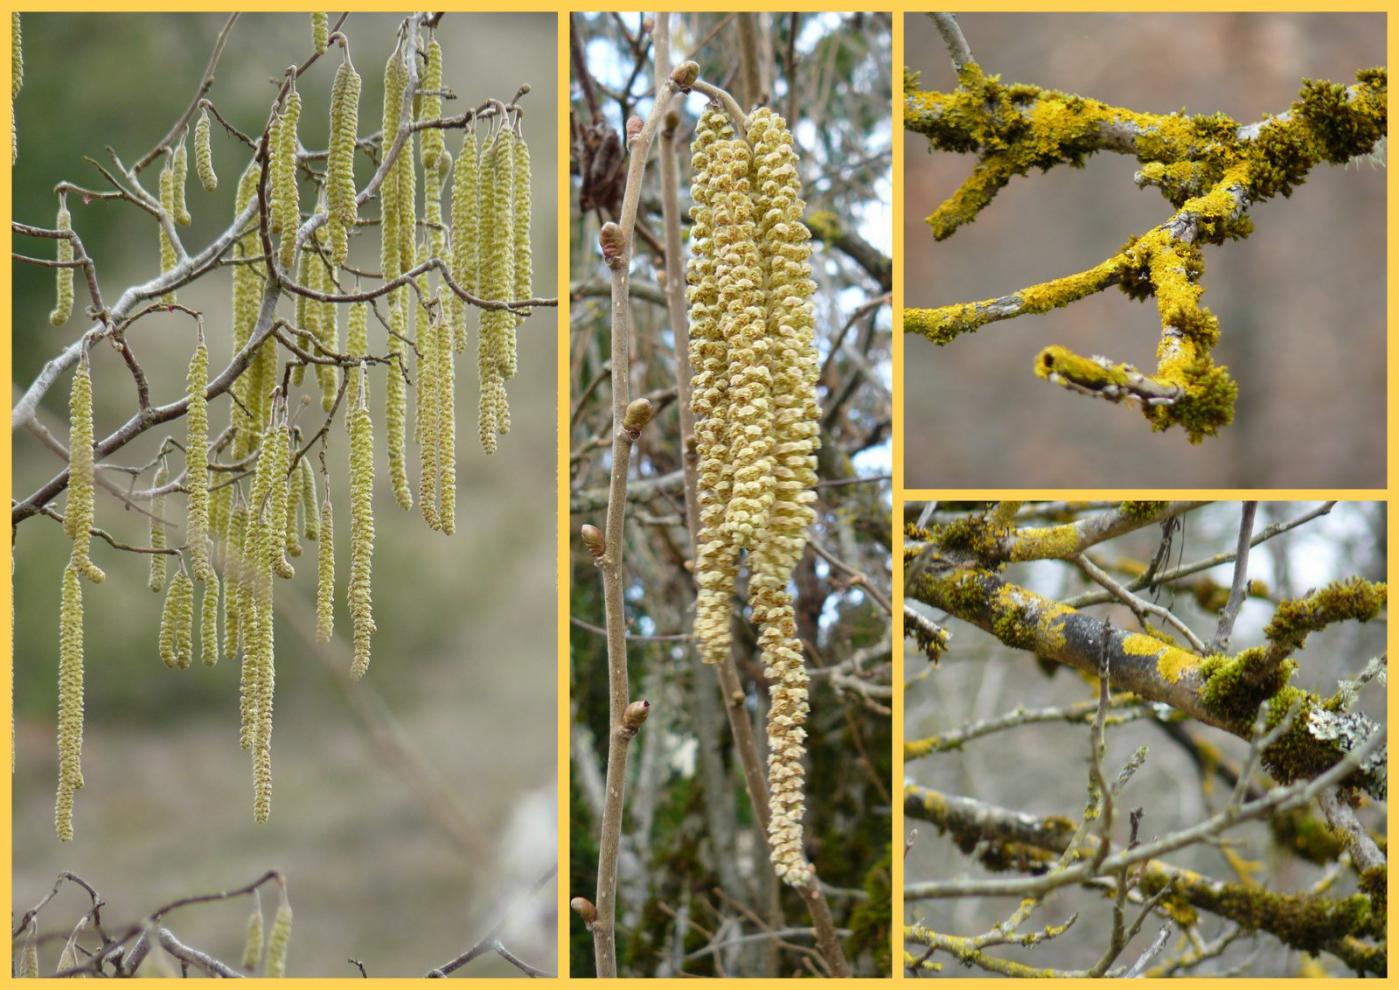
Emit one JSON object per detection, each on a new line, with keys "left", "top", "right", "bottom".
{"left": 580, "top": 524, "right": 605, "bottom": 559}
{"left": 663, "top": 110, "right": 681, "bottom": 134}
{"left": 625, "top": 115, "right": 644, "bottom": 146}
{"left": 598, "top": 222, "right": 625, "bottom": 269}
{"left": 620, "top": 699, "right": 650, "bottom": 739}
{"left": 622, "top": 397, "right": 654, "bottom": 437}
{"left": 570, "top": 896, "right": 597, "bottom": 929}
{"left": 670, "top": 61, "right": 700, "bottom": 90}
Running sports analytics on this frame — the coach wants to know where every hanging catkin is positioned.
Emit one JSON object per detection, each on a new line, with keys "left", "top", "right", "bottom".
{"left": 194, "top": 107, "right": 217, "bottom": 191}
{"left": 231, "top": 161, "right": 269, "bottom": 450}
{"left": 241, "top": 905, "right": 264, "bottom": 972}
{"left": 348, "top": 372, "right": 376, "bottom": 679}
{"left": 223, "top": 499, "right": 248, "bottom": 659}
{"left": 386, "top": 293, "right": 412, "bottom": 508}
{"left": 315, "top": 488, "right": 334, "bottom": 643}
{"left": 271, "top": 89, "right": 302, "bottom": 270}
{"left": 265, "top": 896, "right": 293, "bottom": 977}
{"left": 476, "top": 128, "right": 513, "bottom": 452}
{"left": 49, "top": 196, "right": 73, "bottom": 326}
{"left": 148, "top": 459, "right": 168, "bottom": 592}
{"left": 158, "top": 161, "right": 178, "bottom": 305}
{"left": 687, "top": 105, "right": 821, "bottom": 889}
{"left": 327, "top": 53, "right": 360, "bottom": 269}
{"left": 379, "top": 43, "right": 407, "bottom": 285}
{"left": 160, "top": 569, "right": 194, "bottom": 670}
{"left": 55, "top": 561, "right": 83, "bottom": 842}
{"left": 508, "top": 125, "right": 532, "bottom": 366}
{"left": 310, "top": 12, "right": 327, "bottom": 56}
{"left": 419, "top": 39, "right": 445, "bottom": 172}
{"left": 201, "top": 569, "right": 220, "bottom": 667}
{"left": 12, "top": 13, "right": 21, "bottom": 164}
{"left": 172, "top": 135, "right": 192, "bottom": 226}
{"left": 299, "top": 456, "right": 319, "bottom": 541}
{"left": 19, "top": 921, "right": 38, "bottom": 977}
{"left": 416, "top": 259, "right": 441, "bottom": 531}
{"left": 186, "top": 333, "right": 212, "bottom": 580}
{"left": 65, "top": 353, "right": 104, "bottom": 584}
{"left": 449, "top": 122, "right": 479, "bottom": 353}
{"left": 435, "top": 288, "right": 456, "bottom": 534}
{"left": 249, "top": 420, "right": 289, "bottom": 822}
{"left": 688, "top": 108, "right": 738, "bottom": 664}
{"left": 394, "top": 48, "right": 417, "bottom": 281}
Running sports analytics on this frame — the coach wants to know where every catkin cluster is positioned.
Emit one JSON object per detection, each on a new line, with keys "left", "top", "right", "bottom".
{"left": 12, "top": 13, "right": 20, "bottom": 164}
{"left": 687, "top": 105, "right": 821, "bottom": 888}
{"left": 40, "top": 19, "right": 536, "bottom": 838}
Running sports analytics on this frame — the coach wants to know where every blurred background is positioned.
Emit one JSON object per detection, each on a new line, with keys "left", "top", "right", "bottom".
{"left": 905, "top": 501, "right": 1387, "bottom": 977}
{"left": 570, "top": 12, "right": 893, "bottom": 977}
{"left": 12, "top": 12, "right": 557, "bottom": 977}
{"left": 903, "top": 14, "right": 1386, "bottom": 488}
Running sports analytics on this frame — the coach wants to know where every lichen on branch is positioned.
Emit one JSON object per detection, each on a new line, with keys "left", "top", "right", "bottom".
{"left": 903, "top": 58, "right": 1387, "bottom": 442}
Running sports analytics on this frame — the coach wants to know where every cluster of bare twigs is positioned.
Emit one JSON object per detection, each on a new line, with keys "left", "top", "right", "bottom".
{"left": 11, "top": 868, "right": 554, "bottom": 978}
{"left": 569, "top": 11, "right": 892, "bottom": 978}
{"left": 904, "top": 501, "right": 1387, "bottom": 977}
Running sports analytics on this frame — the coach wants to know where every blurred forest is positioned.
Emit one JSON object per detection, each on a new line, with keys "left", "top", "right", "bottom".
{"left": 12, "top": 13, "right": 557, "bottom": 976}
{"left": 569, "top": 11, "right": 893, "bottom": 977}
{"left": 905, "top": 501, "right": 1387, "bottom": 977}
{"left": 903, "top": 14, "right": 1386, "bottom": 488}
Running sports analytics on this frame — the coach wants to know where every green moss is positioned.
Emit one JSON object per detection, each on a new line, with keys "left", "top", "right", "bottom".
{"left": 1119, "top": 500, "right": 1167, "bottom": 522}
{"left": 1269, "top": 807, "right": 1346, "bottom": 865}
{"left": 1004, "top": 520, "right": 1082, "bottom": 562}
{"left": 847, "top": 848, "right": 892, "bottom": 974}
{"left": 1264, "top": 577, "right": 1387, "bottom": 657}
{"left": 1199, "top": 647, "right": 1294, "bottom": 728}
{"left": 1359, "top": 866, "right": 1386, "bottom": 933}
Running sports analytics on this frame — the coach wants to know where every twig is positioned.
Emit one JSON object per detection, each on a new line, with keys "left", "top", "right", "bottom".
{"left": 1209, "top": 501, "right": 1258, "bottom": 653}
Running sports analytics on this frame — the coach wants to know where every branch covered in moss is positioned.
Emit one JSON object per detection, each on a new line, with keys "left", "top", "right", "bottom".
{"left": 903, "top": 58, "right": 1387, "bottom": 441}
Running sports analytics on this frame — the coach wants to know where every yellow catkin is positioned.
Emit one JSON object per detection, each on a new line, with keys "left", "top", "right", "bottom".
{"left": 12, "top": 13, "right": 21, "bottom": 165}
{"left": 173, "top": 569, "right": 194, "bottom": 669}
{"left": 508, "top": 126, "right": 532, "bottom": 367}
{"left": 310, "top": 12, "right": 327, "bottom": 56}
{"left": 209, "top": 470, "right": 232, "bottom": 555}
{"left": 49, "top": 197, "right": 73, "bottom": 326}
{"left": 315, "top": 252, "right": 340, "bottom": 413}
{"left": 186, "top": 336, "right": 212, "bottom": 580}
{"left": 327, "top": 56, "right": 361, "bottom": 269}
{"left": 201, "top": 569, "right": 220, "bottom": 667}
{"left": 158, "top": 570, "right": 179, "bottom": 667}
{"left": 231, "top": 161, "right": 269, "bottom": 450}
{"left": 315, "top": 490, "right": 334, "bottom": 643}
{"left": 265, "top": 899, "right": 293, "bottom": 978}
{"left": 435, "top": 289, "right": 456, "bottom": 534}
{"left": 417, "top": 271, "right": 441, "bottom": 531}
{"left": 284, "top": 456, "right": 303, "bottom": 561}
{"left": 194, "top": 107, "right": 217, "bottom": 191}
{"left": 348, "top": 378, "right": 376, "bottom": 679}
{"left": 55, "top": 562, "right": 84, "bottom": 842}
{"left": 65, "top": 355, "right": 104, "bottom": 584}
{"left": 346, "top": 299, "right": 369, "bottom": 396}
{"left": 158, "top": 162, "right": 178, "bottom": 305}
{"left": 419, "top": 39, "right": 445, "bottom": 171}
{"left": 172, "top": 135, "right": 192, "bottom": 226}
{"left": 379, "top": 44, "right": 407, "bottom": 285}
{"left": 394, "top": 54, "right": 416, "bottom": 282}
{"left": 148, "top": 460, "right": 168, "bottom": 592}
{"left": 386, "top": 293, "right": 412, "bottom": 509}
{"left": 291, "top": 249, "right": 315, "bottom": 388}
{"left": 299, "top": 456, "right": 319, "bottom": 541}
{"left": 688, "top": 108, "right": 737, "bottom": 663}
{"left": 19, "top": 923, "right": 38, "bottom": 977}
{"left": 272, "top": 89, "right": 302, "bottom": 270}
{"left": 449, "top": 123, "right": 479, "bottom": 353}
{"left": 250, "top": 422, "right": 289, "bottom": 822}
{"left": 476, "top": 129, "right": 513, "bottom": 452}
{"left": 241, "top": 906, "right": 264, "bottom": 971}
{"left": 223, "top": 500, "right": 248, "bottom": 659}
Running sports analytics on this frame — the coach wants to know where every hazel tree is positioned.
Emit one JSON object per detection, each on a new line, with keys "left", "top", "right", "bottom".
{"left": 569, "top": 11, "right": 892, "bottom": 979}
{"left": 904, "top": 13, "right": 1387, "bottom": 443}
{"left": 904, "top": 500, "right": 1386, "bottom": 977}
{"left": 11, "top": 12, "right": 554, "bottom": 842}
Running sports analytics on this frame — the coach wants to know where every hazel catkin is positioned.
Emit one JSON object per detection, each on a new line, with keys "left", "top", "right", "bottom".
{"left": 379, "top": 43, "right": 407, "bottom": 285}
{"left": 510, "top": 125, "right": 533, "bottom": 335}
{"left": 65, "top": 354, "right": 104, "bottom": 584}
{"left": 265, "top": 897, "right": 293, "bottom": 977}
{"left": 347, "top": 374, "right": 376, "bottom": 679}
{"left": 158, "top": 161, "right": 178, "bottom": 305}
{"left": 49, "top": 196, "right": 73, "bottom": 326}
{"left": 386, "top": 293, "right": 412, "bottom": 509}
{"left": 310, "top": 12, "right": 327, "bottom": 56}
{"left": 194, "top": 107, "right": 217, "bottom": 191}
{"left": 271, "top": 89, "right": 302, "bottom": 269}
{"left": 315, "top": 489, "right": 334, "bottom": 644}
{"left": 242, "top": 905, "right": 264, "bottom": 972}
{"left": 12, "top": 13, "right": 21, "bottom": 165}
{"left": 419, "top": 39, "right": 445, "bottom": 171}
{"left": 186, "top": 334, "right": 212, "bottom": 580}
{"left": 449, "top": 123, "right": 479, "bottom": 353}
{"left": 55, "top": 561, "right": 84, "bottom": 842}
{"left": 148, "top": 459, "right": 168, "bottom": 592}
{"left": 327, "top": 55, "right": 360, "bottom": 269}
{"left": 201, "top": 569, "right": 220, "bottom": 667}
{"left": 223, "top": 500, "right": 248, "bottom": 659}
{"left": 172, "top": 135, "right": 192, "bottom": 226}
